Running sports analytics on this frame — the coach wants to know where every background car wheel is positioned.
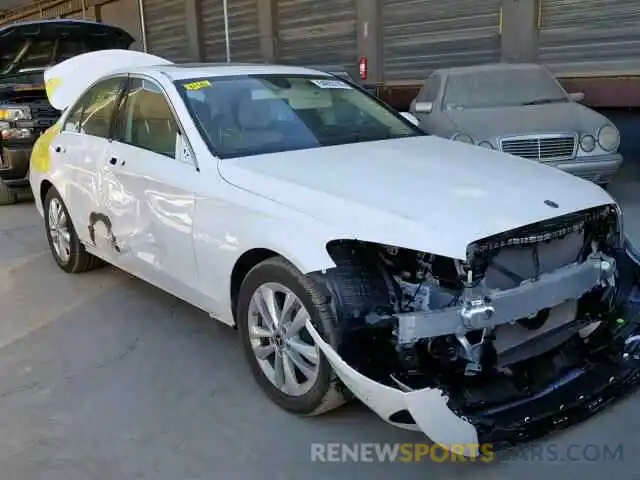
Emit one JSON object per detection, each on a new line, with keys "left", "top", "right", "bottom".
{"left": 237, "top": 256, "right": 346, "bottom": 416}
{"left": 0, "top": 179, "right": 17, "bottom": 206}
{"left": 44, "top": 187, "right": 104, "bottom": 273}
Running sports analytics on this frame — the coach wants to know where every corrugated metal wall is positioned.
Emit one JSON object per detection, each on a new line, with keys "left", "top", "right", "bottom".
{"left": 64, "top": 9, "right": 96, "bottom": 20}
{"left": 100, "top": 0, "right": 143, "bottom": 50}
{"left": 275, "top": 0, "right": 357, "bottom": 66}
{"left": 201, "top": 0, "right": 261, "bottom": 63}
{"left": 538, "top": 0, "right": 640, "bottom": 77}
{"left": 143, "top": 0, "right": 190, "bottom": 62}
{"left": 382, "top": 0, "right": 501, "bottom": 81}
{"left": 1, "top": 0, "right": 98, "bottom": 22}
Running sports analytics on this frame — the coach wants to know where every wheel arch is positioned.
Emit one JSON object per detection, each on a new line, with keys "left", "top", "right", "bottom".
{"left": 230, "top": 248, "right": 280, "bottom": 320}
{"left": 40, "top": 179, "right": 54, "bottom": 208}
{"left": 228, "top": 241, "right": 337, "bottom": 322}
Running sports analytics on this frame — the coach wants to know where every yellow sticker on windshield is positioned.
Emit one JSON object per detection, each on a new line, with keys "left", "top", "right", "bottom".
{"left": 184, "top": 80, "right": 211, "bottom": 91}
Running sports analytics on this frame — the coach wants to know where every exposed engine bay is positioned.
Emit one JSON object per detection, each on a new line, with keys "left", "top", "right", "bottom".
{"left": 310, "top": 204, "right": 640, "bottom": 447}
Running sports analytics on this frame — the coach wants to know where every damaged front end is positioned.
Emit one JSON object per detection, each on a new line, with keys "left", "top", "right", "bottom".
{"left": 305, "top": 204, "right": 640, "bottom": 456}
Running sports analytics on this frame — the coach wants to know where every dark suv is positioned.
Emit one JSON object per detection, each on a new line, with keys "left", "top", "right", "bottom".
{"left": 0, "top": 19, "right": 133, "bottom": 205}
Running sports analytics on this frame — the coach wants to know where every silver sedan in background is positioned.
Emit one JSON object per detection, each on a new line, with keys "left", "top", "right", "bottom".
{"left": 409, "top": 63, "right": 623, "bottom": 186}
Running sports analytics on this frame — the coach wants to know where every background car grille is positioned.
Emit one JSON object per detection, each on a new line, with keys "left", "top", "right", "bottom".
{"left": 501, "top": 135, "right": 576, "bottom": 161}
{"left": 29, "top": 100, "right": 59, "bottom": 119}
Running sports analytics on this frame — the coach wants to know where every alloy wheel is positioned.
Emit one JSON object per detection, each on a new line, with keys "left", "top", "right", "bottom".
{"left": 247, "top": 282, "right": 321, "bottom": 397}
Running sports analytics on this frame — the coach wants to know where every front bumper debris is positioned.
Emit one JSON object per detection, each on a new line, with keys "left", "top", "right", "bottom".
{"left": 307, "top": 294, "right": 640, "bottom": 458}
{"left": 306, "top": 320, "right": 481, "bottom": 457}
{"left": 470, "top": 354, "right": 640, "bottom": 449}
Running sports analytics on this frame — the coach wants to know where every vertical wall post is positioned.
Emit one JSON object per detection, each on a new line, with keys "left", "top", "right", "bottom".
{"left": 185, "top": 0, "right": 204, "bottom": 61}
{"left": 500, "top": 0, "right": 539, "bottom": 63}
{"left": 257, "top": 0, "right": 277, "bottom": 62}
{"left": 355, "top": 0, "right": 382, "bottom": 85}
{"left": 223, "top": 0, "right": 231, "bottom": 62}
{"left": 136, "top": 0, "right": 148, "bottom": 52}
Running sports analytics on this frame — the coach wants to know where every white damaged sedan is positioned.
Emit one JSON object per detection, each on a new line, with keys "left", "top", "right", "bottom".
{"left": 30, "top": 50, "right": 640, "bottom": 457}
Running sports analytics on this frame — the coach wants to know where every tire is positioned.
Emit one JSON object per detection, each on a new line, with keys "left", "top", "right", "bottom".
{"left": 0, "top": 179, "right": 17, "bottom": 206}
{"left": 43, "top": 187, "right": 104, "bottom": 273}
{"left": 237, "top": 256, "right": 346, "bottom": 416}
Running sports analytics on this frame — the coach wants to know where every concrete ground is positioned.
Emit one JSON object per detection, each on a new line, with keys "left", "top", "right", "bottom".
{"left": 0, "top": 188, "right": 639, "bottom": 479}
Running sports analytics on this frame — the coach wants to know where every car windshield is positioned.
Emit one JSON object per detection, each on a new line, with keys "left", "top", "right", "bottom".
{"left": 175, "top": 74, "right": 422, "bottom": 158}
{"left": 443, "top": 67, "right": 568, "bottom": 110}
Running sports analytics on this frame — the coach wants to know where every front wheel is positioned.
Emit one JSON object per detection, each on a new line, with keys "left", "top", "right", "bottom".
{"left": 236, "top": 256, "right": 346, "bottom": 416}
{"left": 44, "top": 187, "right": 103, "bottom": 273}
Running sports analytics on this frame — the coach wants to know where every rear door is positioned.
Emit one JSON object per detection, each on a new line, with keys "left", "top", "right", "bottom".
{"left": 103, "top": 76, "right": 198, "bottom": 295}
{"left": 51, "top": 76, "right": 127, "bottom": 245}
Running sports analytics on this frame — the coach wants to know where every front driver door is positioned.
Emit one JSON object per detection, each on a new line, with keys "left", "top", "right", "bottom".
{"left": 100, "top": 76, "right": 198, "bottom": 297}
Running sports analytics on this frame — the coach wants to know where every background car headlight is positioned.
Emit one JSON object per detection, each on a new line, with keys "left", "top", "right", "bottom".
{"left": 451, "top": 133, "right": 474, "bottom": 144}
{"left": 0, "top": 105, "right": 31, "bottom": 121}
{"left": 580, "top": 134, "right": 596, "bottom": 152}
{"left": 0, "top": 121, "right": 31, "bottom": 140}
{"left": 597, "top": 125, "right": 620, "bottom": 152}
{"left": 478, "top": 141, "right": 494, "bottom": 149}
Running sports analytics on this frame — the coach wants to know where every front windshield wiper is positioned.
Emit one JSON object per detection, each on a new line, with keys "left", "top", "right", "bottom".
{"left": 521, "top": 97, "right": 567, "bottom": 106}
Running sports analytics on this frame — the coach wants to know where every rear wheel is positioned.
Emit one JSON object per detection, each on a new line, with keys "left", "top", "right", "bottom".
{"left": 0, "top": 180, "right": 17, "bottom": 206}
{"left": 44, "top": 187, "right": 103, "bottom": 273}
{"left": 237, "top": 256, "right": 346, "bottom": 416}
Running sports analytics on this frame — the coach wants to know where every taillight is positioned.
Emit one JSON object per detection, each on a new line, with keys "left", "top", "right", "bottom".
{"left": 359, "top": 56, "right": 368, "bottom": 81}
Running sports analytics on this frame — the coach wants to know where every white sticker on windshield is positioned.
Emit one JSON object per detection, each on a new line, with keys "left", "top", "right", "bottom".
{"left": 251, "top": 89, "right": 279, "bottom": 100}
{"left": 310, "top": 79, "right": 352, "bottom": 90}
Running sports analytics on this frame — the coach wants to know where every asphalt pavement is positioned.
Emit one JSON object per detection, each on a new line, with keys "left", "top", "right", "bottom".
{"left": 0, "top": 200, "right": 639, "bottom": 480}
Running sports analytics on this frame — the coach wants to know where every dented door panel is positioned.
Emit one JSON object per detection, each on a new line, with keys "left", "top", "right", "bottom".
{"left": 100, "top": 141, "right": 198, "bottom": 293}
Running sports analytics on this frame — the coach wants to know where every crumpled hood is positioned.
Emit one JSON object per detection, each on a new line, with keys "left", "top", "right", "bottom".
{"left": 447, "top": 102, "right": 609, "bottom": 139}
{"left": 218, "top": 136, "right": 615, "bottom": 259}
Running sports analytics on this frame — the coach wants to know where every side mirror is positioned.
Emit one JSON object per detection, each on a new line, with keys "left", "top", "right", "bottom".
{"left": 414, "top": 101, "right": 433, "bottom": 114}
{"left": 569, "top": 92, "right": 585, "bottom": 103}
{"left": 400, "top": 111, "right": 420, "bottom": 127}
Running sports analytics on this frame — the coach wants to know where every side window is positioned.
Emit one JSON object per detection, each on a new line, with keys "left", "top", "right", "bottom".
{"left": 114, "top": 78, "right": 179, "bottom": 158}
{"left": 63, "top": 77, "right": 126, "bottom": 137}
{"left": 82, "top": 78, "right": 127, "bottom": 138}
{"left": 63, "top": 93, "right": 90, "bottom": 133}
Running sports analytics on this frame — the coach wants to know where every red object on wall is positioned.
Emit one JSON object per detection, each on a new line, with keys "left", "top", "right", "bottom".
{"left": 359, "top": 56, "right": 368, "bottom": 81}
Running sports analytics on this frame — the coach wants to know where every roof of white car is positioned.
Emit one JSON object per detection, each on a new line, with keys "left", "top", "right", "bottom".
{"left": 131, "top": 62, "right": 331, "bottom": 80}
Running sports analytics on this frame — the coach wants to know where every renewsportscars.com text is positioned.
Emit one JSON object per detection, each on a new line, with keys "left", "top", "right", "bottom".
{"left": 310, "top": 442, "right": 625, "bottom": 464}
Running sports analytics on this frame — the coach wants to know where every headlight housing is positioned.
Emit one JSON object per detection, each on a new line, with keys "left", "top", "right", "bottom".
{"left": 0, "top": 105, "right": 31, "bottom": 121}
{"left": 478, "top": 141, "right": 494, "bottom": 149}
{"left": 0, "top": 105, "right": 33, "bottom": 140}
{"left": 580, "top": 134, "right": 596, "bottom": 152}
{"left": 0, "top": 122, "right": 31, "bottom": 140}
{"left": 451, "top": 133, "right": 474, "bottom": 144}
{"left": 597, "top": 125, "right": 620, "bottom": 152}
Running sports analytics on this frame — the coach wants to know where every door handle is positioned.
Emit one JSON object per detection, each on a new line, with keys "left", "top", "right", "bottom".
{"left": 109, "top": 157, "right": 118, "bottom": 166}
